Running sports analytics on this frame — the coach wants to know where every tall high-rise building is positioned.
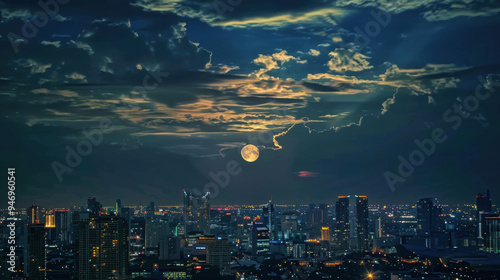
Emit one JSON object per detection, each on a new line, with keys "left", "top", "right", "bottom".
{"left": 148, "top": 201, "right": 155, "bottom": 216}
{"left": 45, "top": 211, "right": 56, "bottom": 228}
{"left": 477, "top": 190, "right": 493, "bottom": 239}
{"left": 484, "top": 216, "right": 500, "bottom": 253}
{"left": 417, "top": 198, "right": 443, "bottom": 236}
{"left": 335, "top": 196, "right": 350, "bottom": 251}
{"left": 477, "top": 190, "right": 493, "bottom": 216}
{"left": 308, "top": 204, "right": 328, "bottom": 227}
{"left": 417, "top": 198, "right": 433, "bottom": 236}
{"left": 336, "top": 195, "right": 369, "bottom": 251}
{"left": 24, "top": 223, "right": 46, "bottom": 280}
{"left": 27, "top": 205, "right": 41, "bottom": 224}
{"left": 87, "top": 197, "right": 102, "bottom": 216}
{"left": 375, "top": 216, "right": 383, "bottom": 239}
{"left": 159, "top": 236, "right": 180, "bottom": 260}
{"left": 145, "top": 217, "right": 170, "bottom": 254}
{"left": 356, "top": 196, "right": 369, "bottom": 251}
{"left": 262, "top": 198, "right": 275, "bottom": 240}
{"left": 208, "top": 237, "right": 231, "bottom": 272}
{"left": 115, "top": 199, "right": 123, "bottom": 215}
{"left": 183, "top": 190, "right": 210, "bottom": 234}
{"left": 78, "top": 215, "right": 129, "bottom": 280}
{"left": 321, "top": 227, "right": 330, "bottom": 241}
{"left": 55, "top": 209, "right": 70, "bottom": 243}
{"left": 252, "top": 222, "right": 270, "bottom": 255}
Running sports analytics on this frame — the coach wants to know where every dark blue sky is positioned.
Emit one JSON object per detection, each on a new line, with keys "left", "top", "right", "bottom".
{"left": 1, "top": 0, "right": 499, "bottom": 207}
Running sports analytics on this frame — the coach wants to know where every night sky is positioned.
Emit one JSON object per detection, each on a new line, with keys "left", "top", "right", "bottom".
{"left": 1, "top": 0, "right": 500, "bottom": 208}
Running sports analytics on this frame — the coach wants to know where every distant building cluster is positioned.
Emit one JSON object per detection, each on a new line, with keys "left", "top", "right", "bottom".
{"left": 1, "top": 190, "right": 500, "bottom": 279}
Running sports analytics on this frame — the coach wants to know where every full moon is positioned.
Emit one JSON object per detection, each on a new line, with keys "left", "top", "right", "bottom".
{"left": 241, "top": 144, "right": 259, "bottom": 162}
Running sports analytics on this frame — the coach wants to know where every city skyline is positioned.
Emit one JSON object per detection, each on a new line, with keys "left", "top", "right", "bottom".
{"left": 3, "top": 191, "right": 500, "bottom": 279}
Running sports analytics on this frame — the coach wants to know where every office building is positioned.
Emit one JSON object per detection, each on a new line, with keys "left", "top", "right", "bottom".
{"left": 477, "top": 190, "right": 493, "bottom": 239}
{"left": 27, "top": 205, "right": 41, "bottom": 224}
{"left": 183, "top": 190, "right": 210, "bottom": 234}
{"left": 115, "top": 199, "right": 123, "bottom": 215}
{"left": 252, "top": 222, "right": 270, "bottom": 255}
{"left": 262, "top": 198, "right": 275, "bottom": 240}
{"left": 308, "top": 204, "right": 328, "bottom": 227}
{"left": 87, "top": 197, "right": 102, "bottom": 216}
{"left": 417, "top": 198, "right": 443, "bottom": 236}
{"left": 24, "top": 223, "right": 46, "bottom": 280}
{"left": 208, "top": 237, "right": 231, "bottom": 272}
{"left": 485, "top": 216, "right": 500, "bottom": 253}
{"left": 78, "top": 215, "right": 129, "bottom": 280}
{"left": 321, "top": 227, "right": 330, "bottom": 241}
{"left": 55, "top": 209, "right": 70, "bottom": 243}
{"left": 335, "top": 195, "right": 369, "bottom": 251}
{"left": 159, "top": 236, "right": 181, "bottom": 260}
{"left": 356, "top": 196, "right": 369, "bottom": 250}
{"left": 145, "top": 217, "right": 170, "bottom": 254}
{"left": 336, "top": 196, "right": 350, "bottom": 251}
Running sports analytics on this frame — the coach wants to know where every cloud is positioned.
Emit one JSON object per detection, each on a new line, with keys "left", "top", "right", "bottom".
{"left": 65, "top": 72, "right": 88, "bottom": 82}
{"left": 41, "top": 41, "right": 62, "bottom": 48}
{"left": 332, "top": 36, "right": 343, "bottom": 42}
{"left": 0, "top": 8, "right": 31, "bottom": 22}
{"left": 212, "top": 8, "right": 345, "bottom": 28}
{"left": 327, "top": 48, "right": 373, "bottom": 72}
{"left": 296, "top": 171, "right": 319, "bottom": 177}
{"left": 14, "top": 59, "right": 52, "bottom": 74}
{"left": 333, "top": 0, "right": 500, "bottom": 21}
{"left": 423, "top": 7, "right": 500, "bottom": 21}
{"left": 251, "top": 50, "right": 299, "bottom": 79}
{"left": 1, "top": 19, "right": 212, "bottom": 84}
{"left": 309, "top": 49, "right": 320, "bottom": 56}
{"left": 306, "top": 62, "right": 470, "bottom": 96}
{"left": 31, "top": 88, "right": 79, "bottom": 98}
{"left": 206, "top": 64, "right": 240, "bottom": 74}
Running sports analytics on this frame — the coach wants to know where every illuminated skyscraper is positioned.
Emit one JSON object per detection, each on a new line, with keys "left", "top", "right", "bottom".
{"left": 27, "top": 205, "right": 40, "bottom": 224}
{"left": 336, "top": 195, "right": 369, "bottom": 251}
{"left": 321, "top": 227, "right": 330, "bottom": 241}
{"left": 417, "top": 198, "right": 443, "bottom": 236}
{"left": 87, "top": 197, "right": 102, "bottom": 216}
{"left": 183, "top": 190, "right": 210, "bottom": 234}
{"left": 308, "top": 204, "right": 328, "bottom": 227}
{"left": 335, "top": 196, "right": 350, "bottom": 251}
{"left": 262, "top": 198, "right": 275, "bottom": 240}
{"left": 252, "top": 222, "right": 270, "bottom": 255}
{"left": 208, "top": 236, "right": 231, "bottom": 272}
{"left": 145, "top": 217, "right": 170, "bottom": 254}
{"left": 45, "top": 211, "right": 56, "bottom": 228}
{"left": 356, "top": 196, "right": 369, "bottom": 251}
{"left": 55, "top": 209, "right": 70, "bottom": 243}
{"left": 485, "top": 216, "right": 500, "bottom": 253}
{"left": 78, "top": 215, "right": 129, "bottom": 280}
{"left": 24, "top": 223, "right": 46, "bottom": 280}
{"left": 115, "top": 199, "right": 123, "bottom": 215}
{"left": 477, "top": 190, "right": 493, "bottom": 239}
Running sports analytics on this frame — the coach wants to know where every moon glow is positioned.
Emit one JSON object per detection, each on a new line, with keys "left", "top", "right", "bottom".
{"left": 241, "top": 144, "right": 260, "bottom": 162}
